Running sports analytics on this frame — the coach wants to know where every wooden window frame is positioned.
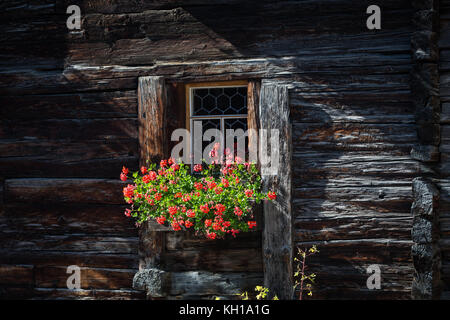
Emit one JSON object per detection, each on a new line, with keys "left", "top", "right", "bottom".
{"left": 185, "top": 80, "right": 249, "bottom": 163}
{"left": 137, "top": 76, "right": 293, "bottom": 299}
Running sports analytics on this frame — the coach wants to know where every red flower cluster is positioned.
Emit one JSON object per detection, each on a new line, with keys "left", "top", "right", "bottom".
{"left": 248, "top": 221, "right": 257, "bottom": 229}
{"left": 156, "top": 216, "right": 166, "bottom": 225}
{"left": 142, "top": 171, "right": 157, "bottom": 183}
{"left": 200, "top": 204, "right": 210, "bottom": 214}
{"left": 119, "top": 157, "right": 276, "bottom": 239}
{"left": 120, "top": 166, "right": 129, "bottom": 181}
{"left": 267, "top": 191, "right": 277, "bottom": 200}
{"left": 123, "top": 184, "right": 135, "bottom": 199}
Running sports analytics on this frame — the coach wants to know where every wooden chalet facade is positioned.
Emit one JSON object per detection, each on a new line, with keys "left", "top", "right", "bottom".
{"left": 0, "top": 0, "right": 449, "bottom": 300}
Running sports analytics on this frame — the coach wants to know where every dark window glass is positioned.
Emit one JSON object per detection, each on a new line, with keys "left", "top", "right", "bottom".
{"left": 192, "top": 87, "right": 247, "bottom": 116}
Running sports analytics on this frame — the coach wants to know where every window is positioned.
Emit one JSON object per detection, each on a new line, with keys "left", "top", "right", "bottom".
{"left": 186, "top": 81, "right": 248, "bottom": 164}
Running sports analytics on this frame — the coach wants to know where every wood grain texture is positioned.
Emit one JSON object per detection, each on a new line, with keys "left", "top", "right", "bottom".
{"left": 0, "top": 0, "right": 434, "bottom": 300}
{"left": 259, "top": 81, "right": 293, "bottom": 299}
{"left": 138, "top": 76, "right": 168, "bottom": 165}
{"left": 440, "top": 0, "right": 450, "bottom": 299}
{"left": 137, "top": 76, "right": 167, "bottom": 274}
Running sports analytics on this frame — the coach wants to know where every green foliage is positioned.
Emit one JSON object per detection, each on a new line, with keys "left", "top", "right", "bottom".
{"left": 237, "top": 286, "right": 278, "bottom": 300}
{"left": 294, "top": 245, "right": 319, "bottom": 299}
{"left": 121, "top": 157, "right": 275, "bottom": 239}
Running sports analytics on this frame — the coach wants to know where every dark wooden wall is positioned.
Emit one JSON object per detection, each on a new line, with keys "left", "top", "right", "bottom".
{"left": 440, "top": 0, "right": 450, "bottom": 300}
{"left": 0, "top": 0, "right": 426, "bottom": 299}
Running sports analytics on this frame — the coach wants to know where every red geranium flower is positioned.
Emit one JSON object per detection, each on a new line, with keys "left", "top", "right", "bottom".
{"left": 221, "top": 178, "right": 229, "bottom": 187}
{"left": 193, "top": 164, "right": 203, "bottom": 172}
{"left": 120, "top": 173, "right": 127, "bottom": 181}
{"left": 123, "top": 184, "right": 135, "bottom": 198}
{"left": 141, "top": 166, "right": 148, "bottom": 174}
{"left": 185, "top": 220, "right": 193, "bottom": 228}
{"left": 200, "top": 204, "right": 210, "bottom": 214}
{"left": 215, "top": 204, "right": 226, "bottom": 215}
{"left": 154, "top": 193, "right": 162, "bottom": 201}
{"left": 122, "top": 166, "right": 129, "bottom": 175}
{"left": 146, "top": 197, "right": 154, "bottom": 205}
{"left": 207, "top": 180, "right": 217, "bottom": 189}
{"left": 267, "top": 191, "right": 276, "bottom": 200}
{"left": 248, "top": 221, "right": 257, "bottom": 229}
{"left": 168, "top": 206, "right": 178, "bottom": 216}
{"left": 207, "top": 232, "right": 217, "bottom": 239}
{"left": 171, "top": 221, "right": 181, "bottom": 231}
{"left": 156, "top": 216, "right": 166, "bottom": 225}
{"left": 124, "top": 209, "right": 131, "bottom": 217}
{"left": 186, "top": 209, "right": 196, "bottom": 218}
{"left": 204, "top": 219, "right": 212, "bottom": 227}
{"left": 148, "top": 171, "right": 157, "bottom": 180}
{"left": 245, "top": 189, "right": 254, "bottom": 198}
{"left": 234, "top": 207, "right": 243, "bottom": 216}
{"left": 194, "top": 182, "right": 203, "bottom": 191}
{"left": 212, "top": 222, "right": 221, "bottom": 231}
{"left": 231, "top": 229, "right": 240, "bottom": 237}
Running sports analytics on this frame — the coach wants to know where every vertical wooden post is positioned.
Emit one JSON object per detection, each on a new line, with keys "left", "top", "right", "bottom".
{"left": 259, "top": 81, "right": 293, "bottom": 299}
{"left": 137, "top": 76, "right": 168, "bottom": 270}
{"left": 247, "top": 80, "right": 261, "bottom": 165}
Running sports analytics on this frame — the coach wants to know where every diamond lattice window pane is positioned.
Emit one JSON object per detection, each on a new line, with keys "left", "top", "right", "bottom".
{"left": 192, "top": 119, "right": 221, "bottom": 156}
{"left": 224, "top": 118, "right": 248, "bottom": 158}
{"left": 192, "top": 87, "right": 247, "bottom": 116}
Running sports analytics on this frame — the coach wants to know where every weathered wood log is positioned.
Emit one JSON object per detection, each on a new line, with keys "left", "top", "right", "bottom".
{"left": 138, "top": 76, "right": 168, "bottom": 165}
{"left": 5, "top": 179, "right": 125, "bottom": 204}
{"left": 165, "top": 231, "right": 261, "bottom": 250}
{"left": 0, "top": 204, "right": 136, "bottom": 236}
{"left": 0, "top": 118, "right": 138, "bottom": 141}
{"left": 133, "top": 269, "right": 263, "bottom": 299}
{"left": 0, "top": 265, "right": 34, "bottom": 286}
{"left": 161, "top": 247, "right": 262, "bottom": 272}
{"left": 35, "top": 266, "right": 137, "bottom": 290}
{"left": 0, "top": 251, "right": 139, "bottom": 270}
{"left": 259, "top": 81, "right": 293, "bottom": 299}
{"left": 137, "top": 76, "right": 168, "bottom": 273}
{"left": 294, "top": 239, "right": 413, "bottom": 265}
{"left": 294, "top": 215, "right": 412, "bottom": 242}
{"left": 0, "top": 91, "right": 137, "bottom": 120}
{"left": 0, "top": 234, "right": 138, "bottom": 254}
{"left": 29, "top": 288, "right": 145, "bottom": 300}
{"left": 299, "top": 263, "right": 413, "bottom": 300}
{"left": 0, "top": 139, "right": 138, "bottom": 178}
{"left": 247, "top": 80, "right": 260, "bottom": 163}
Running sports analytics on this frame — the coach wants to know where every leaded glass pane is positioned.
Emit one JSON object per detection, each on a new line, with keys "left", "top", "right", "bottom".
{"left": 192, "top": 87, "right": 247, "bottom": 116}
{"left": 224, "top": 118, "right": 248, "bottom": 159}
{"left": 192, "top": 119, "right": 221, "bottom": 159}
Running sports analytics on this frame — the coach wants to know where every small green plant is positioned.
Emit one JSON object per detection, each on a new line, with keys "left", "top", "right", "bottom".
{"left": 294, "top": 245, "right": 319, "bottom": 300}
{"left": 238, "top": 286, "right": 279, "bottom": 300}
